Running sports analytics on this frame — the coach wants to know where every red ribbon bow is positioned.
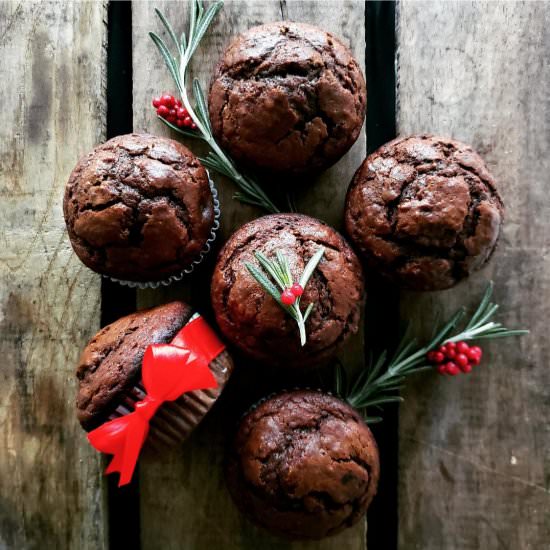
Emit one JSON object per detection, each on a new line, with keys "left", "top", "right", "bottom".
{"left": 87, "top": 315, "right": 223, "bottom": 486}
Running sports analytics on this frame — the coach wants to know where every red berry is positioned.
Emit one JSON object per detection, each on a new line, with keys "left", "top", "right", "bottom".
{"left": 176, "top": 119, "right": 185, "bottom": 127}
{"left": 445, "top": 346, "right": 457, "bottom": 359}
{"left": 446, "top": 362, "right": 460, "bottom": 376}
{"left": 169, "top": 108, "right": 176, "bottom": 117}
{"left": 157, "top": 105, "right": 169, "bottom": 117}
{"left": 427, "top": 351, "right": 436, "bottom": 363}
{"left": 291, "top": 283, "right": 304, "bottom": 297}
{"left": 175, "top": 99, "right": 182, "bottom": 108}
{"left": 456, "top": 341, "right": 469, "bottom": 354}
{"left": 437, "top": 364, "right": 447, "bottom": 375}
{"left": 455, "top": 353, "right": 469, "bottom": 368}
{"left": 281, "top": 289, "right": 296, "bottom": 305}
{"left": 161, "top": 94, "right": 175, "bottom": 107}
{"left": 461, "top": 363, "right": 472, "bottom": 373}
{"left": 446, "top": 341, "right": 456, "bottom": 350}
{"left": 466, "top": 346, "right": 482, "bottom": 365}
{"left": 438, "top": 345, "right": 446, "bottom": 355}
{"left": 167, "top": 115, "right": 177, "bottom": 124}
{"left": 176, "top": 107, "right": 186, "bottom": 118}
{"left": 190, "top": 122, "right": 197, "bottom": 130}
{"left": 183, "top": 116, "right": 192, "bottom": 126}
{"left": 433, "top": 351, "right": 445, "bottom": 363}
{"left": 152, "top": 96, "right": 161, "bottom": 108}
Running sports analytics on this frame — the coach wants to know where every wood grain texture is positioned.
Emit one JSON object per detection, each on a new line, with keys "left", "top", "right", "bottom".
{"left": 0, "top": 2, "right": 107, "bottom": 549}
{"left": 396, "top": 2, "right": 550, "bottom": 549}
{"left": 132, "top": 1, "right": 367, "bottom": 548}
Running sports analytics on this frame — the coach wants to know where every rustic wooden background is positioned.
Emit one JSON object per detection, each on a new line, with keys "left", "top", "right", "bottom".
{"left": 1, "top": 1, "right": 548, "bottom": 549}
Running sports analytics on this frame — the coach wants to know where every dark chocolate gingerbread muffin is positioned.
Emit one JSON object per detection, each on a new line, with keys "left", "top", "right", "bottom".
{"left": 76, "top": 301, "right": 233, "bottom": 447}
{"left": 345, "top": 135, "right": 504, "bottom": 290}
{"left": 226, "top": 390, "right": 380, "bottom": 540}
{"left": 211, "top": 214, "right": 363, "bottom": 369}
{"left": 64, "top": 133, "right": 215, "bottom": 283}
{"left": 209, "top": 22, "right": 366, "bottom": 176}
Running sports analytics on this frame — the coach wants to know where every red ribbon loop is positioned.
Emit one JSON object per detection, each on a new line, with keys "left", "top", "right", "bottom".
{"left": 87, "top": 316, "right": 223, "bottom": 486}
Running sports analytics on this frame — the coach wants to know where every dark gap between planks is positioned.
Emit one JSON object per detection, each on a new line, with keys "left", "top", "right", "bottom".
{"left": 365, "top": 2, "right": 399, "bottom": 550}
{"left": 103, "top": 2, "right": 140, "bottom": 550}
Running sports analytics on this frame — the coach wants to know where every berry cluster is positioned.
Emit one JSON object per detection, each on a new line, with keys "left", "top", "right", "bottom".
{"left": 280, "top": 283, "right": 304, "bottom": 306}
{"left": 152, "top": 94, "right": 197, "bottom": 129}
{"left": 427, "top": 341, "right": 483, "bottom": 376}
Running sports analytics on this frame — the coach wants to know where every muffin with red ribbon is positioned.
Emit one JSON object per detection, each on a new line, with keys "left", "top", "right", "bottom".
{"left": 76, "top": 301, "right": 233, "bottom": 486}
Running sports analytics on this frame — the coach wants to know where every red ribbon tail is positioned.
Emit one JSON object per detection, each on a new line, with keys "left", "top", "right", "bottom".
{"left": 88, "top": 413, "right": 150, "bottom": 487}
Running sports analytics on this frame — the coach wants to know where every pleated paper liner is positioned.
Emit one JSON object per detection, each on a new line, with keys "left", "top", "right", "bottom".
{"left": 107, "top": 318, "right": 234, "bottom": 449}
{"left": 107, "top": 173, "right": 221, "bottom": 290}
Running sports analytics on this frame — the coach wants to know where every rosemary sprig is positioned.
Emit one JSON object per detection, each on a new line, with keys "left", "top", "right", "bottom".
{"left": 149, "top": 1, "right": 280, "bottom": 214}
{"left": 245, "top": 247, "right": 325, "bottom": 346}
{"left": 336, "top": 282, "right": 528, "bottom": 423}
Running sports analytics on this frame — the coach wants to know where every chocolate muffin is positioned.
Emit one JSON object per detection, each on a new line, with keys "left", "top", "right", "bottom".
{"left": 226, "top": 390, "right": 380, "bottom": 540}
{"left": 211, "top": 214, "right": 363, "bottom": 369}
{"left": 345, "top": 135, "right": 504, "bottom": 290}
{"left": 63, "top": 133, "right": 216, "bottom": 283}
{"left": 76, "top": 301, "right": 233, "bottom": 447}
{"left": 209, "top": 22, "right": 366, "bottom": 177}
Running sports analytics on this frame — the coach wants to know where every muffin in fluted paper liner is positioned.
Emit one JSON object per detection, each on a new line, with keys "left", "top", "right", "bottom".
{"left": 225, "top": 389, "right": 380, "bottom": 540}
{"left": 75, "top": 301, "right": 233, "bottom": 448}
{"left": 109, "top": 177, "right": 220, "bottom": 290}
{"left": 63, "top": 133, "right": 218, "bottom": 288}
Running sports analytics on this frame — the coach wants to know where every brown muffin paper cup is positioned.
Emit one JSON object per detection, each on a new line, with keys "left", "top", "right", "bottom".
{"left": 107, "top": 313, "right": 234, "bottom": 450}
{"left": 107, "top": 174, "right": 221, "bottom": 290}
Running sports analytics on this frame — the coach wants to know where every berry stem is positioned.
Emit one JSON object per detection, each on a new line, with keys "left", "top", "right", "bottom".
{"left": 150, "top": 3, "right": 280, "bottom": 214}
{"left": 336, "top": 281, "right": 528, "bottom": 421}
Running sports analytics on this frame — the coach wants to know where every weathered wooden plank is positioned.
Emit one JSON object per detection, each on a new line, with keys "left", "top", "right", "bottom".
{"left": 396, "top": 2, "right": 550, "bottom": 549}
{"left": 0, "top": 2, "right": 108, "bottom": 549}
{"left": 132, "top": 1, "right": 367, "bottom": 548}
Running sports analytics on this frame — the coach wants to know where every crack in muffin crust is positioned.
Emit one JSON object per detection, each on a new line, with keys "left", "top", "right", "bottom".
{"left": 63, "top": 133, "right": 214, "bottom": 282}
{"left": 208, "top": 22, "right": 366, "bottom": 176}
{"left": 344, "top": 134, "right": 504, "bottom": 290}
{"left": 225, "top": 390, "right": 380, "bottom": 540}
{"left": 211, "top": 214, "right": 364, "bottom": 369}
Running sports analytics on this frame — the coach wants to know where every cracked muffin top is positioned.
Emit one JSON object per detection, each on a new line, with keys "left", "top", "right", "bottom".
{"left": 208, "top": 22, "right": 366, "bottom": 177}
{"left": 345, "top": 135, "right": 504, "bottom": 290}
{"left": 63, "top": 133, "right": 214, "bottom": 282}
{"left": 225, "top": 390, "right": 380, "bottom": 540}
{"left": 211, "top": 214, "right": 364, "bottom": 369}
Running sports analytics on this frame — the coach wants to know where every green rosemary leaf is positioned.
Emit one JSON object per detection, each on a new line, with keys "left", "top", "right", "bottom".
{"left": 427, "top": 307, "right": 465, "bottom": 350}
{"left": 466, "top": 281, "right": 494, "bottom": 329}
{"left": 149, "top": 32, "right": 181, "bottom": 88}
{"left": 180, "top": 31, "right": 187, "bottom": 52}
{"left": 155, "top": 8, "right": 181, "bottom": 54}
{"left": 299, "top": 247, "right": 325, "bottom": 289}
{"left": 188, "top": 0, "right": 198, "bottom": 45}
{"left": 188, "top": 1, "right": 224, "bottom": 58}
{"left": 391, "top": 337, "right": 417, "bottom": 366}
{"left": 364, "top": 416, "right": 383, "bottom": 424}
{"left": 352, "top": 395, "right": 404, "bottom": 409}
{"left": 246, "top": 262, "right": 283, "bottom": 304}
{"left": 159, "top": 116, "right": 203, "bottom": 139}
{"left": 473, "top": 330, "right": 529, "bottom": 339}
{"left": 303, "top": 302, "right": 314, "bottom": 323}
{"left": 255, "top": 252, "right": 286, "bottom": 291}
{"left": 365, "top": 350, "right": 388, "bottom": 386}
{"left": 471, "top": 303, "right": 499, "bottom": 330}
{"left": 275, "top": 251, "right": 293, "bottom": 286}
{"left": 192, "top": 78, "right": 212, "bottom": 133}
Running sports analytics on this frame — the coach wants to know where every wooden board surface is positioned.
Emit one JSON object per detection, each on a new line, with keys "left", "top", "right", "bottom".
{"left": 0, "top": 2, "right": 108, "bottom": 549}
{"left": 396, "top": 2, "right": 550, "bottom": 549}
{"left": 132, "top": 1, "right": 368, "bottom": 548}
